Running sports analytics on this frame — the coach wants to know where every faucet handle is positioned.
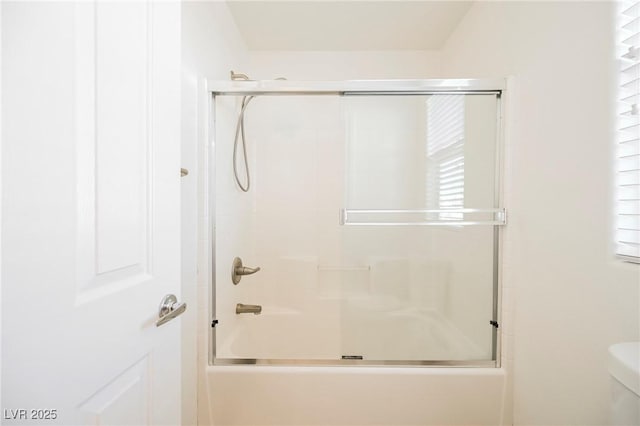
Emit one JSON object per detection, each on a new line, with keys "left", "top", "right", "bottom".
{"left": 232, "top": 257, "right": 261, "bottom": 284}
{"left": 237, "top": 265, "right": 260, "bottom": 275}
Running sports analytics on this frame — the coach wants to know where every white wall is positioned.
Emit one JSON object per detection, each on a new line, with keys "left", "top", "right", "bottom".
{"left": 248, "top": 50, "right": 441, "bottom": 80}
{"left": 181, "top": 2, "right": 249, "bottom": 424}
{"left": 441, "top": 2, "right": 640, "bottom": 424}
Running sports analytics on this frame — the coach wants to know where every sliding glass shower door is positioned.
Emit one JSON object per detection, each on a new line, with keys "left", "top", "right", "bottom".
{"left": 211, "top": 85, "right": 503, "bottom": 366}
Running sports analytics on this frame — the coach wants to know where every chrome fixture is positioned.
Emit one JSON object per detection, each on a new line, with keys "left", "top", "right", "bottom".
{"left": 231, "top": 257, "right": 261, "bottom": 284}
{"left": 236, "top": 303, "right": 262, "bottom": 315}
{"left": 156, "top": 294, "right": 187, "bottom": 327}
{"left": 212, "top": 78, "right": 504, "bottom": 96}
{"left": 340, "top": 208, "right": 507, "bottom": 226}
{"left": 180, "top": 168, "right": 189, "bottom": 177}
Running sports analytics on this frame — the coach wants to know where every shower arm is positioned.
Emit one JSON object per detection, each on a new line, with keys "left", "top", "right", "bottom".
{"left": 230, "top": 70, "right": 250, "bottom": 81}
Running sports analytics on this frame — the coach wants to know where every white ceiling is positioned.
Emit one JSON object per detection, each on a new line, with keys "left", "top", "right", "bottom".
{"left": 226, "top": 1, "right": 474, "bottom": 51}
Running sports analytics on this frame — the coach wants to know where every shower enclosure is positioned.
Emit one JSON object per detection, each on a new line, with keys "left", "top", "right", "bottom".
{"left": 208, "top": 79, "right": 505, "bottom": 367}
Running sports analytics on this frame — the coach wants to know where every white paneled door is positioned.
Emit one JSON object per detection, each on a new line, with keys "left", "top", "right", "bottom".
{"left": 2, "top": 2, "right": 181, "bottom": 425}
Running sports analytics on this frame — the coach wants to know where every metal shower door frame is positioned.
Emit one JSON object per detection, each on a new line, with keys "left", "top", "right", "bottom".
{"left": 207, "top": 78, "right": 506, "bottom": 367}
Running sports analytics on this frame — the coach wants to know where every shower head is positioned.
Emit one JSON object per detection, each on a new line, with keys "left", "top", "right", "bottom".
{"left": 231, "top": 71, "right": 288, "bottom": 82}
{"left": 230, "top": 70, "right": 250, "bottom": 81}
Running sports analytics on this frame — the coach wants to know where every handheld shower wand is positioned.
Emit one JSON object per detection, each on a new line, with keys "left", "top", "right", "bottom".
{"left": 230, "top": 71, "right": 287, "bottom": 193}
{"left": 233, "top": 95, "right": 254, "bottom": 192}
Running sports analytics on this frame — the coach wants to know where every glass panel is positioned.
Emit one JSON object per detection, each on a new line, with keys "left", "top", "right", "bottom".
{"left": 344, "top": 94, "right": 498, "bottom": 215}
{"left": 338, "top": 226, "right": 496, "bottom": 361}
{"left": 340, "top": 94, "right": 498, "bottom": 361}
{"left": 213, "top": 93, "right": 500, "bottom": 363}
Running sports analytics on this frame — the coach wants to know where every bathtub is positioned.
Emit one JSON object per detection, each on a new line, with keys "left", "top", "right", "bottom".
{"left": 216, "top": 307, "right": 491, "bottom": 362}
{"left": 206, "top": 365, "right": 507, "bottom": 425}
{"left": 205, "top": 309, "right": 508, "bottom": 426}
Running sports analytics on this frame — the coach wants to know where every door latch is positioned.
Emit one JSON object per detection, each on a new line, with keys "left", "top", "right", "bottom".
{"left": 156, "top": 294, "right": 187, "bottom": 327}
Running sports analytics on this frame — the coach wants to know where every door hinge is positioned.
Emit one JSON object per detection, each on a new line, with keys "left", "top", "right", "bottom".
{"left": 211, "top": 319, "right": 219, "bottom": 328}
{"left": 489, "top": 320, "right": 499, "bottom": 329}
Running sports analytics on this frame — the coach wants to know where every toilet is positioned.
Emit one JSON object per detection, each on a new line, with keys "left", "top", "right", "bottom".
{"left": 608, "top": 342, "right": 640, "bottom": 425}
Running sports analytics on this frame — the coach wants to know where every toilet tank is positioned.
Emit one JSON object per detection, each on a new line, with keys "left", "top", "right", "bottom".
{"left": 608, "top": 342, "right": 640, "bottom": 425}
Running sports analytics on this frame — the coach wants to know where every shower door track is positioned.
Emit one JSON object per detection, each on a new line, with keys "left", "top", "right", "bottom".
{"left": 207, "top": 78, "right": 507, "bottom": 368}
{"left": 209, "top": 78, "right": 504, "bottom": 97}
{"left": 212, "top": 358, "right": 497, "bottom": 367}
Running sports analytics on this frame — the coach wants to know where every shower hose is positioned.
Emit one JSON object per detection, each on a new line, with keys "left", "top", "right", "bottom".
{"left": 233, "top": 95, "right": 254, "bottom": 192}
{"left": 232, "top": 76, "right": 286, "bottom": 193}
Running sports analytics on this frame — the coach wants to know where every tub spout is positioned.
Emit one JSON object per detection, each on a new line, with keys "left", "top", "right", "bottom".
{"left": 236, "top": 303, "right": 262, "bottom": 315}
